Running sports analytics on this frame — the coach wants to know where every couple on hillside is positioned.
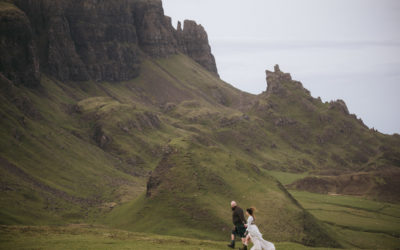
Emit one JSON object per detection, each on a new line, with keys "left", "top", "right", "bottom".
{"left": 228, "top": 201, "right": 275, "bottom": 250}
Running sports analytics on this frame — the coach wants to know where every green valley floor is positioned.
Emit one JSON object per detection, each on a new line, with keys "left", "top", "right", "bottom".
{"left": 268, "top": 171, "right": 400, "bottom": 249}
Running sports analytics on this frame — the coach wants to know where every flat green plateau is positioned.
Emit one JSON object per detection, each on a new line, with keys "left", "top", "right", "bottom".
{"left": 291, "top": 190, "right": 400, "bottom": 249}
{"left": 0, "top": 225, "right": 333, "bottom": 250}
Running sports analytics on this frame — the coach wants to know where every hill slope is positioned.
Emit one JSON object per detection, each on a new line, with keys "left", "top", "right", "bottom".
{"left": 0, "top": 53, "right": 341, "bottom": 247}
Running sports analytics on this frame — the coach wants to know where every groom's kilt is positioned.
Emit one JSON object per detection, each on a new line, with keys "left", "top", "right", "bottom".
{"left": 232, "top": 224, "right": 246, "bottom": 238}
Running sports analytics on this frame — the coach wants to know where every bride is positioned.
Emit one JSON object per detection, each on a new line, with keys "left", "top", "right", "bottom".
{"left": 243, "top": 208, "right": 275, "bottom": 250}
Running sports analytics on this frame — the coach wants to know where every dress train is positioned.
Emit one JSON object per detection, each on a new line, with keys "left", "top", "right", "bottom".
{"left": 246, "top": 216, "right": 275, "bottom": 250}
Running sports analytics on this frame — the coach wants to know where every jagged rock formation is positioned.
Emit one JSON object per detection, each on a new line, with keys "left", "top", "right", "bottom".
{"left": 265, "top": 64, "right": 309, "bottom": 97}
{"left": 253, "top": 65, "right": 400, "bottom": 175}
{"left": 266, "top": 64, "right": 294, "bottom": 97}
{"left": 176, "top": 20, "right": 219, "bottom": 76}
{"left": 0, "top": 0, "right": 218, "bottom": 85}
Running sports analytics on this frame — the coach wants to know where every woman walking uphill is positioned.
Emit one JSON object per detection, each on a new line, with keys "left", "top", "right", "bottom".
{"left": 227, "top": 201, "right": 248, "bottom": 249}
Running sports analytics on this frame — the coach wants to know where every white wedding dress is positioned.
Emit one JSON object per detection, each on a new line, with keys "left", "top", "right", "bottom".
{"left": 246, "top": 216, "right": 275, "bottom": 250}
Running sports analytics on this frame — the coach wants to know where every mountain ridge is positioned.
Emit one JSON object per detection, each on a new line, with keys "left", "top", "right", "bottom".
{"left": 0, "top": 0, "right": 218, "bottom": 86}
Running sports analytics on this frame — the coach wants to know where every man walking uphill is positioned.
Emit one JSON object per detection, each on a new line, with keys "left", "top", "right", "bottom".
{"left": 227, "top": 201, "right": 248, "bottom": 249}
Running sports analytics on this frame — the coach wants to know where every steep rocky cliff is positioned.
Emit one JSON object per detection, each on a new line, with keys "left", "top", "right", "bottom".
{"left": 133, "top": 0, "right": 177, "bottom": 57}
{"left": 0, "top": 2, "right": 40, "bottom": 86}
{"left": 1, "top": 0, "right": 218, "bottom": 85}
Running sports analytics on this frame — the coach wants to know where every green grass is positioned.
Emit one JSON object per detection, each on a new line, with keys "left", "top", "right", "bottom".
{"left": 291, "top": 190, "right": 400, "bottom": 249}
{"left": 0, "top": 225, "right": 335, "bottom": 250}
{"left": 291, "top": 191, "right": 400, "bottom": 217}
{"left": 265, "top": 170, "right": 309, "bottom": 185}
{"left": 0, "top": 225, "right": 226, "bottom": 250}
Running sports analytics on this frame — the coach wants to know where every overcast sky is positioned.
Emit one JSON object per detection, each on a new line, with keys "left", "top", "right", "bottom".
{"left": 163, "top": 0, "right": 400, "bottom": 135}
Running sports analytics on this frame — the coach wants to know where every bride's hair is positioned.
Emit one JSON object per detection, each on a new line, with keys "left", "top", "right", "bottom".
{"left": 246, "top": 207, "right": 256, "bottom": 219}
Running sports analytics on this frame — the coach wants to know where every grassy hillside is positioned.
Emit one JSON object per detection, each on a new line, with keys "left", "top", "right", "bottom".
{"left": 102, "top": 146, "right": 336, "bottom": 246}
{"left": 1, "top": 52, "right": 399, "bottom": 248}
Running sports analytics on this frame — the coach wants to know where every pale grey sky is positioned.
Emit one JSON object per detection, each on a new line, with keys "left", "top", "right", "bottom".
{"left": 163, "top": 0, "right": 400, "bottom": 135}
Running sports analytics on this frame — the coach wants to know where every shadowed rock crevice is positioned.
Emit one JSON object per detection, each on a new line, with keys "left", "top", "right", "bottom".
{"left": 146, "top": 150, "right": 176, "bottom": 198}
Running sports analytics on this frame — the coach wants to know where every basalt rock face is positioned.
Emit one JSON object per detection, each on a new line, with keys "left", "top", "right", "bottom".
{"left": 132, "top": 0, "right": 178, "bottom": 57}
{"left": 0, "top": 3, "right": 40, "bottom": 87}
{"left": 1, "top": 0, "right": 218, "bottom": 86}
{"left": 176, "top": 20, "right": 219, "bottom": 76}
{"left": 14, "top": 0, "right": 141, "bottom": 82}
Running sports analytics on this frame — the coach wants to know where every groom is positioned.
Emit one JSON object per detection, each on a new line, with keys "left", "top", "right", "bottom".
{"left": 227, "top": 201, "right": 248, "bottom": 250}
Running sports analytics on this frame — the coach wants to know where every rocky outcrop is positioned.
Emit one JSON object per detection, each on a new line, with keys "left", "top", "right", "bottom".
{"left": 265, "top": 65, "right": 293, "bottom": 96}
{"left": 274, "top": 117, "right": 297, "bottom": 127}
{"left": 329, "top": 99, "right": 349, "bottom": 115}
{"left": 1, "top": 0, "right": 218, "bottom": 86}
{"left": 0, "top": 2, "right": 40, "bottom": 87}
{"left": 93, "top": 124, "right": 112, "bottom": 150}
{"left": 176, "top": 20, "right": 219, "bottom": 76}
{"left": 118, "top": 111, "right": 161, "bottom": 132}
{"left": 265, "top": 65, "right": 310, "bottom": 99}
{"left": 146, "top": 151, "right": 175, "bottom": 198}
